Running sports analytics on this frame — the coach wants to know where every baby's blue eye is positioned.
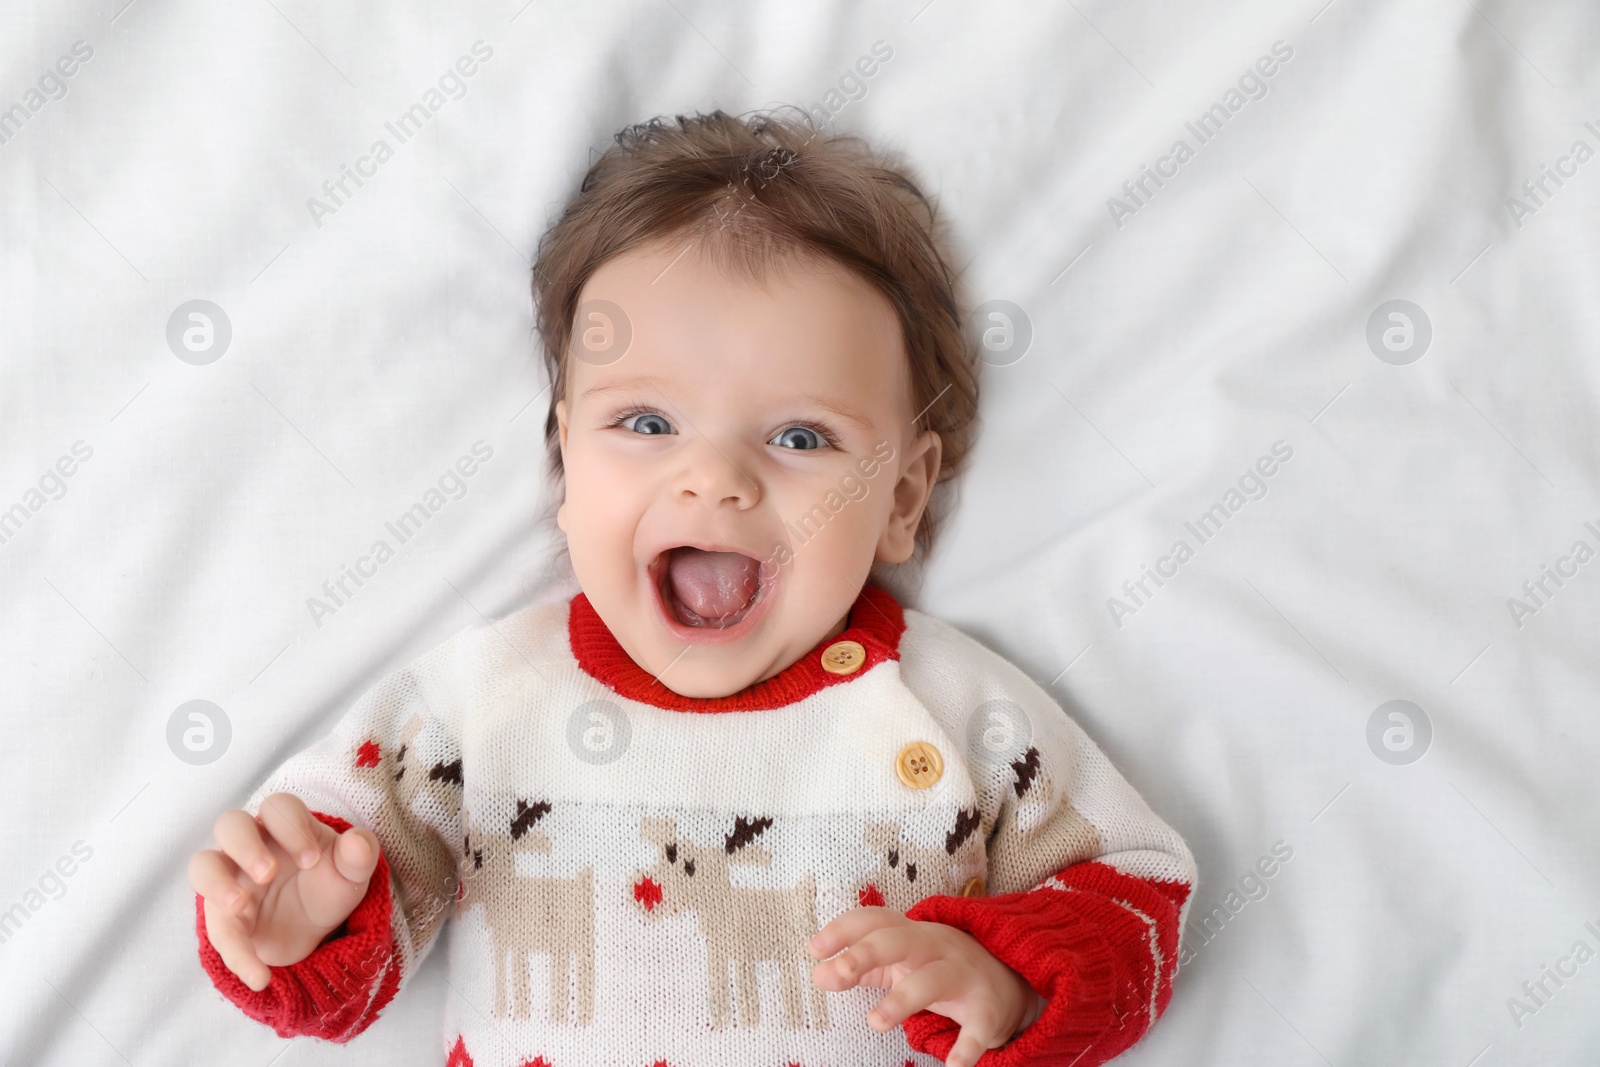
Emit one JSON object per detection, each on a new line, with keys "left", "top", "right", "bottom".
{"left": 770, "top": 426, "right": 824, "bottom": 450}
{"left": 623, "top": 412, "right": 675, "bottom": 435}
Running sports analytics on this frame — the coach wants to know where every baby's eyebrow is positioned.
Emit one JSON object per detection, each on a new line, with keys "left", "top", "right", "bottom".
{"left": 581, "top": 375, "right": 671, "bottom": 400}
{"left": 797, "top": 396, "right": 873, "bottom": 431}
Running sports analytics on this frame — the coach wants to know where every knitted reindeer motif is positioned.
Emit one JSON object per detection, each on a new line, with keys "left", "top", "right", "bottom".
{"left": 352, "top": 711, "right": 465, "bottom": 948}
{"left": 632, "top": 815, "right": 828, "bottom": 1031}
{"left": 1010, "top": 746, "right": 1045, "bottom": 802}
{"left": 988, "top": 745, "right": 1104, "bottom": 884}
{"left": 858, "top": 806, "right": 983, "bottom": 912}
{"left": 458, "top": 800, "right": 596, "bottom": 1024}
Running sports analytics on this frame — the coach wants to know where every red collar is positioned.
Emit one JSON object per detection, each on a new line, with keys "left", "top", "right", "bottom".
{"left": 567, "top": 584, "right": 906, "bottom": 712}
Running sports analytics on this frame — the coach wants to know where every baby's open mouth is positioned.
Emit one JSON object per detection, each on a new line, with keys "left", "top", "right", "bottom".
{"left": 655, "top": 547, "right": 765, "bottom": 629}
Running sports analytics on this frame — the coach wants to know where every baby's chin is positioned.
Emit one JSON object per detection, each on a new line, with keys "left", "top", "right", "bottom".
{"left": 630, "top": 633, "right": 793, "bottom": 700}
{"left": 621, "top": 610, "right": 806, "bottom": 698}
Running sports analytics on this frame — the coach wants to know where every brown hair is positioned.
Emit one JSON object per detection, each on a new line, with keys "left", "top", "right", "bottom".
{"left": 531, "top": 107, "right": 978, "bottom": 559}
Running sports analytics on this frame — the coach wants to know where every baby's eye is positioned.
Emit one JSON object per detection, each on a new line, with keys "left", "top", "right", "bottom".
{"left": 770, "top": 425, "right": 826, "bottom": 450}
{"left": 621, "top": 412, "right": 675, "bottom": 436}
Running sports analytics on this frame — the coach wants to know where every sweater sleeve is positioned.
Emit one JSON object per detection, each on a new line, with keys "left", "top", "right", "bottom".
{"left": 193, "top": 657, "right": 470, "bottom": 1040}
{"left": 896, "top": 613, "right": 1197, "bottom": 1067}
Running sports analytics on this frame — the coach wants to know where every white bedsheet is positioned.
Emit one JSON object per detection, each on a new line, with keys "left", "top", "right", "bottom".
{"left": 3, "top": 0, "right": 1599, "bottom": 1063}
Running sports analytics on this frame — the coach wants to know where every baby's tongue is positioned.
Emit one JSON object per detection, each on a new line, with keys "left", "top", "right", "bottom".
{"left": 666, "top": 548, "right": 759, "bottom": 622}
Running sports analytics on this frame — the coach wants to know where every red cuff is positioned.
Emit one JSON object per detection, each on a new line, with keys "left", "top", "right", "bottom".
{"left": 194, "top": 810, "right": 403, "bottom": 1041}
{"left": 902, "top": 862, "right": 1190, "bottom": 1067}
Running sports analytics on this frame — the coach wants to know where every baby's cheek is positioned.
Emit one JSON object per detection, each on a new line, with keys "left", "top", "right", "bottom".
{"left": 776, "top": 492, "right": 880, "bottom": 619}
{"left": 567, "top": 454, "right": 640, "bottom": 529}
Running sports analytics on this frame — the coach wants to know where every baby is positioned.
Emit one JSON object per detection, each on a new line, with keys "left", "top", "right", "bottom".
{"left": 189, "top": 109, "right": 1196, "bottom": 1067}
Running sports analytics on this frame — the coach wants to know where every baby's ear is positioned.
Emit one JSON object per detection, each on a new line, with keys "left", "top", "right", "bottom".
{"left": 876, "top": 429, "right": 941, "bottom": 565}
{"left": 554, "top": 399, "right": 570, "bottom": 531}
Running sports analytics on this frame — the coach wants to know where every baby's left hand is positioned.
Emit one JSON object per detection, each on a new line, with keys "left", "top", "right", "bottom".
{"left": 809, "top": 907, "right": 1045, "bottom": 1067}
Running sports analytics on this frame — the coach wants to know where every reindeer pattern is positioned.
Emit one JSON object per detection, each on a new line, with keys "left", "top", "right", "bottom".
{"left": 858, "top": 805, "right": 985, "bottom": 913}
{"left": 632, "top": 814, "right": 830, "bottom": 1031}
{"left": 436, "top": 789, "right": 1030, "bottom": 1039}
{"left": 351, "top": 709, "right": 466, "bottom": 952}
{"left": 458, "top": 799, "right": 597, "bottom": 1023}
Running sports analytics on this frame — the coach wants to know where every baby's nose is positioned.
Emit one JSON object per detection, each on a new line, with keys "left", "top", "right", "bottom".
{"left": 673, "top": 440, "right": 760, "bottom": 509}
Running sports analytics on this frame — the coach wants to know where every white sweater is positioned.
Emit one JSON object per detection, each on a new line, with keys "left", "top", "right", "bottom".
{"left": 195, "top": 585, "right": 1197, "bottom": 1066}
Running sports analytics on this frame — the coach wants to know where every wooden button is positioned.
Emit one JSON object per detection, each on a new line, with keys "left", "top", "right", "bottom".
{"left": 961, "top": 876, "right": 985, "bottom": 897}
{"left": 895, "top": 741, "right": 943, "bottom": 789}
{"left": 820, "top": 639, "right": 866, "bottom": 675}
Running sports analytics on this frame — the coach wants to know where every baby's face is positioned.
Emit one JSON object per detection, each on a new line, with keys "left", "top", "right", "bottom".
{"left": 555, "top": 238, "right": 939, "bottom": 698}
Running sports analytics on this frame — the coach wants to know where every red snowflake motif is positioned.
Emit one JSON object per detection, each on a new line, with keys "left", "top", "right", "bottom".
{"left": 858, "top": 884, "right": 886, "bottom": 908}
{"left": 634, "top": 876, "right": 662, "bottom": 912}
{"left": 355, "top": 739, "right": 381, "bottom": 768}
{"left": 516, "top": 1058, "right": 554, "bottom": 1067}
{"left": 445, "top": 1035, "right": 472, "bottom": 1067}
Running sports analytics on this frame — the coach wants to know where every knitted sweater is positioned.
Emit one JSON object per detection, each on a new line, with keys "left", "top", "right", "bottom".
{"left": 194, "top": 584, "right": 1196, "bottom": 1066}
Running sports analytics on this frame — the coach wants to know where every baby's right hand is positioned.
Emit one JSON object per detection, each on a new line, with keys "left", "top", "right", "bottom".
{"left": 188, "top": 792, "right": 382, "bottom": 991}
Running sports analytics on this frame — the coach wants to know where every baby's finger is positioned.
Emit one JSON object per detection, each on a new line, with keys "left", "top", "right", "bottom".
{"left": 821, "top": 926, "right": 923, "bottom": 987}
{"left": 256, "top": 793, "right": 331, "bottom": 871}
{"left": 293, "top": 825, "right": 383, "bottom": 930}
{"left": 944, "top": 1026, "right": 993, "bottom": 1067}
{"left": 202, "top": 896, "right": 272, "bottom": 992}
{"left": 329, "top": 826, "right": 381, "bottom": 888}
{"left": 212, "top": 809, "right": 277, "bottom": 885}
{"left": 867, "top": 959, "right": 960, "bottom": 1032}
{"left": 188, "top": 849, "right": 257, "bottom": 925}
{"left": 808, "top": 906, "right": 902, "bottom": 959}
